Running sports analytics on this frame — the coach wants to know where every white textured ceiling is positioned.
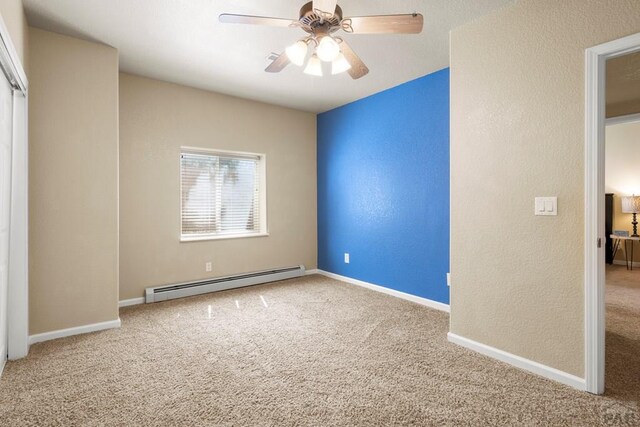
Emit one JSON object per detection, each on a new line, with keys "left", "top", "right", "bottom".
{"left": 24, "top": 0, "right": 514, "bottom": 112}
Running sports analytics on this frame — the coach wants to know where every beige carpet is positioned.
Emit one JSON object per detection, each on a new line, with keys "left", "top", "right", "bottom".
{"left": 0, "top": 273, "right": 638, "bottom": 426}
{"left": 604, "top": 264, "right": 640, "bottom": 420}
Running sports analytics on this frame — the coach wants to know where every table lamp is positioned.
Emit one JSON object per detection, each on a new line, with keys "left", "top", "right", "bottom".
{"left": 621, "top": 195, "right": 640, "bottom": 237}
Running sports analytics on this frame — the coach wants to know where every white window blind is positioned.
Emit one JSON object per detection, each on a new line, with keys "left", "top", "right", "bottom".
{"left": 180, "top": 150, "right": 264, "bottom": 239}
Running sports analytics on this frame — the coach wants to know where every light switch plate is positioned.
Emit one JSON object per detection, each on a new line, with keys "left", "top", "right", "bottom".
{"left": 535, "top": 197, "right": 557, "bottom": 216}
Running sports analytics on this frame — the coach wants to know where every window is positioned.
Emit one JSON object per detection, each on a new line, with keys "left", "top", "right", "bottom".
{"left": 180, "top": 148, "right": 267, "bottom": 241}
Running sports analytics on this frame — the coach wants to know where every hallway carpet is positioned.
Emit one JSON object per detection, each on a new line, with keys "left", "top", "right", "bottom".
{"left": 0, "top": 273, "right": 638, "bottom": 425}
{"left": 604, "top": 264, "right": 640, "bottom": 421}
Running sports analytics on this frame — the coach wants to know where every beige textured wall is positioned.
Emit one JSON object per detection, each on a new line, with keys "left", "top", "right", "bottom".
{"left": 119, "top": 73, "right": 317, "bottom": 300}
{"left": 605, "top": 121, "right": 640, "bottom": 262}
{"left": 606, "top": 51, "right": 640, "bottom": 118}
{"left": 450, "top": 0, "right": 640, "bottom": 377}
{"left": 0, "top": 0, "right": 28, "bottom": 69}
{"left": 29, "top": 28, "right": 119, "bottom": 334}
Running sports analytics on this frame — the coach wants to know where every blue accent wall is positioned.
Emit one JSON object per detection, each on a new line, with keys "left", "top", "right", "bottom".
{"left": 317, "top": 68, "right": 450, "bottom": 304}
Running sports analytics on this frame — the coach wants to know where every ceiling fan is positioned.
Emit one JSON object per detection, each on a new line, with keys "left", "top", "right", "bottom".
{"left": 219, "top": 0, "right": 424, "bottom": 79}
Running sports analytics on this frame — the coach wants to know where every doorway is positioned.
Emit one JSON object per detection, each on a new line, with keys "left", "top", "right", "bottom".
{"left": 585, "top": 33, "right": 640, "bottom": 395}
{"left": 0, "top": 55, "right": 12, "bottom": 373}
{"left": 604, "top": 112, "right": 640, "bottom": 410}
{"left": 0, "top": 18, "right": 29, "bottom": 372}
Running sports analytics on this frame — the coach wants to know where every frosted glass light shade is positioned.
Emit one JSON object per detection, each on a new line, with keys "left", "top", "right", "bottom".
{"left": 331, "top": 53, "right": 351, "bottom": 75}
{"left": 304, "top": 54, "right": 323, "bottom": 76}
{"left": 285, "top": 40, "right": 308, "bottom": 66}
{"left": 621, "top": 195, "right": 640, "bottom": 213}
{"left": 316, "top": 36, "right": 340, "bottom": 62}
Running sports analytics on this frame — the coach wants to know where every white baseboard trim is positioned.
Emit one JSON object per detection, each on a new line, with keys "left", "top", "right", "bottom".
{"left": 305, "top": 268, "right": 319, "bottom": 275}
{"left": 119, "top": 297, "right": 145, "bottom": 308}
{"left": 447, "top": 332, "right": 586, "bottom": 391}
{"left": 28, "top": 318, "right": 121, "bottom": 345}
{"left": 316, "top": 270, "right": 450, "bottom": 313}
{"left": 612, "top": 259, "right": 640, "bottom": 268}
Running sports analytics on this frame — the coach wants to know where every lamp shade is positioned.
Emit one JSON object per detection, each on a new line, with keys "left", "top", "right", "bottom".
{"left": 331, "top": 53, "right": 351, "bottom": 75}
{"left": 316, "top": 36, "right": 340, "bottom": 62}
{"left": 621, "top": 195, "right": 640, "bottom": 213}
{"left": 285, "top": 40, "right": 308, "bottom": 66}
{"left": 303, "top": 54, "right": 323, "bottom": 76}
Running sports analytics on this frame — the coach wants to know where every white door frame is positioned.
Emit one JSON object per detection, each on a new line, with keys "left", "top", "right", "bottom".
{"left": 0, "top": 15, "right": 29, "bottom": 361}
{"left": 584, "top": 32, "right": 640, "bottom": 395}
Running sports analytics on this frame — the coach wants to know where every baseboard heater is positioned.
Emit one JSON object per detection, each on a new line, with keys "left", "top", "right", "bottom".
{"left": 144, "top": 265, "right": 305, "bottom": 303}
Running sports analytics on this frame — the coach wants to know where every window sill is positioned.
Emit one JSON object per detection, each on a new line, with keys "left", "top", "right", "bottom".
{"left": 180, "top": 232, "right": 269, "bottom": 243}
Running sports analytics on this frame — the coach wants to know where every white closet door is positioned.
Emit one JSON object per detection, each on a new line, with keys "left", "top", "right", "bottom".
{"left": 0, "top": 73, "right": 13, "bottom": 367}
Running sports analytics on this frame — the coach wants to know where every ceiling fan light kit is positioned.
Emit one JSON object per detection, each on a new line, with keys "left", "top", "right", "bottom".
{"left": 219, "top": 1, "right": 423, "bottom": 80}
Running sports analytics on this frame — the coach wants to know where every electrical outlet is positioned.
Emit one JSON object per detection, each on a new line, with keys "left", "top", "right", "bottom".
{"left": 344, "top": 253, "right": 350, "bottom": 264}
{"left": 205, "top": 262, "right": 212, "bottom": 272}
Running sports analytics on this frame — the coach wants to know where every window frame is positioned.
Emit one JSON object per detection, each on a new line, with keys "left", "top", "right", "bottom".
{"left": 179, "top": 146, "right": 268, "bottom": 242}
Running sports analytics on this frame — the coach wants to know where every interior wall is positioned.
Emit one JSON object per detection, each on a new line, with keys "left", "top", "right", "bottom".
{"left": 450, "top": 0, "right": 640, "bottom": 378}
{"left": 119, "top": 73, "right": 317, "bottom": 301}
{"left": 28, "top": 28, "right": 119, "bottom": 334}
{"left": 0, "top": 0, "right": 28, "bottom": 70}
{"left": 606, "top": 51, "right": 640, "bottom": 118}
{"left": 605, "top": 120, "right": 640, "bottom": 262}
{"left": 317, "top": 69, "right": 450, "bottom": 303}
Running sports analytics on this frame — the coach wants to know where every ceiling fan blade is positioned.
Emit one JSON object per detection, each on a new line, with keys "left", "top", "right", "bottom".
{"left": 342, "top": 14, "right": 424, "bottom": 34}
{"left": 313, "top": 0, "right": 338, "bottom": 17}
{"left": 265, "top": 53, "right": 291, "bottom": 73}
{"left": 219, "top": 14, "right": 296, "bottom": 28}
{"left": 339, "top": 40, "right": 369, "bottom": 80}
